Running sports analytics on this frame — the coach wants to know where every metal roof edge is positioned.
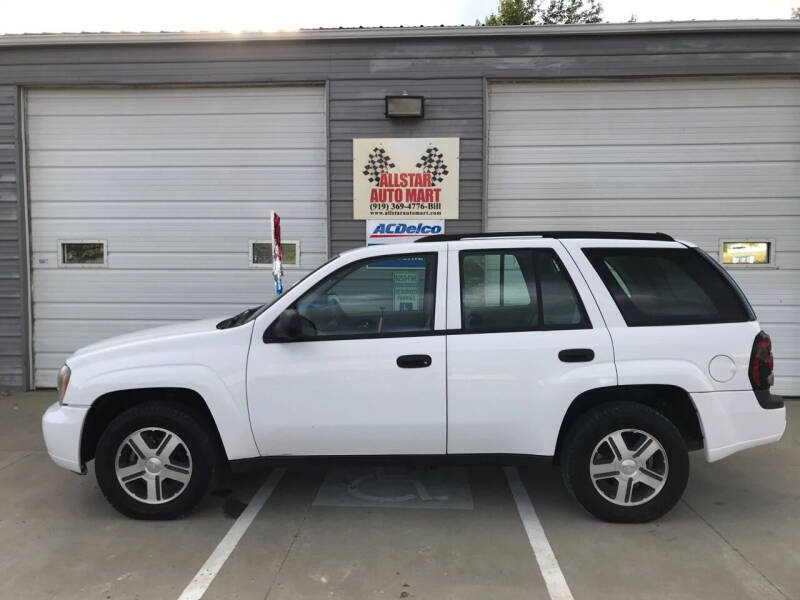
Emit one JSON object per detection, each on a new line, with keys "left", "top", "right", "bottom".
{"left": 1, "top": 20, "right": 799, "bottom": 47}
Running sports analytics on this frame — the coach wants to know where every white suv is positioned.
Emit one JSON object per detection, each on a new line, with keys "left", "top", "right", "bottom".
{"left": 42, "top": 232, "right": 786, "bottom": 522}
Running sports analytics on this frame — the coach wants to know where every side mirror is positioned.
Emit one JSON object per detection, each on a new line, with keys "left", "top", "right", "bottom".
{"left": 267, "top": 309, "right": 303, "bottom": 342}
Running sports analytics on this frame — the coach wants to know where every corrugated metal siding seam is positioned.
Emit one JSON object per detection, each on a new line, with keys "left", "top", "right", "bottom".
{"left": 3, "top": 48, "right": 798, "bottom": 68}
{"left": 4, "top": 56, "right": 800, "bottom": 86}
{"left": 17, "top": 87, "right": 32, "bottom": 389}
{"left": 0, "top": 85, "right": 23, "bottom": 388}
{"left": 482, "top": 76, "right": 489, "bottom": 232}
{"left": 325, "top": 80, "right": 332, "bottom": 259}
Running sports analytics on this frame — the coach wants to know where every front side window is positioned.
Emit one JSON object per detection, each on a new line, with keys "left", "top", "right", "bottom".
{"left": 459, "top": 249, "right": 588, "bottom": 332}
{"left": 584, "top": 248, "right": 754, "bottom": 327}
{"left": 293, "top": 253, "right": 437, "bottom": 338}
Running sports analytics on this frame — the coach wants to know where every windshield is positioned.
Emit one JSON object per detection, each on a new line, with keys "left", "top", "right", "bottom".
{"left": 216, "top": 254, "right": 340, "bottom": 329}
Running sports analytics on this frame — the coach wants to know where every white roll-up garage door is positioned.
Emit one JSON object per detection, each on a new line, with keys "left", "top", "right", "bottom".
{"left": 26, "top": 86, "right": 327, "bottom": 387}
{"left": 487, "top": 78, "right": 800, "bottom": 395}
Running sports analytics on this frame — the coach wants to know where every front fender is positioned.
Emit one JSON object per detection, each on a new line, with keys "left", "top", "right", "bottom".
{"left": 71, "top": 364, "right": 259, "bottom": 460}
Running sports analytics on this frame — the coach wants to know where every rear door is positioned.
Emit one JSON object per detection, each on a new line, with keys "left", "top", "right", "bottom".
{"left": 445, "top": 239, "right": 616, "bottom": 456}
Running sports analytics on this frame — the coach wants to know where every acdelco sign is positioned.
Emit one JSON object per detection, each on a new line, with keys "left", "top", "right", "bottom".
{"left": 373, "top": 222, "right": 443, "bottom": 235}
{"left": 366, "top": 220, "right": 445, "bottom": 246}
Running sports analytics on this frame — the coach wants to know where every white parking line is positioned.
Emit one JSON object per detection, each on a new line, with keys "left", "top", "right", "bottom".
{"left": 178, "top": 468, "right": 286, "bottom": 600}
{"left": 504, "top": 466, "right": 574, "bottom": 600}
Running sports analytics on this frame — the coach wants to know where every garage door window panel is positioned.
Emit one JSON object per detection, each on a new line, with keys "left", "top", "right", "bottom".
{"left": 250, "top": 240, "right": 300, "bottom": 268}
{"left": 292, "top": 253, "right": 437, "bottom": 339}
{"left": 720, "top": 240, "right": 775, "bottom": 268}
{"left": 459, "top": 249, "right": 589, "bottom": 333}
{"left": 58, "top": 240, "right": 107, "bottom": 267}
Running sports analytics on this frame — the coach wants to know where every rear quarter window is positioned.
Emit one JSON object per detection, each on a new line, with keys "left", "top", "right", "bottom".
{"left": 583, "top": 248, "right": 754, "bottom": 327}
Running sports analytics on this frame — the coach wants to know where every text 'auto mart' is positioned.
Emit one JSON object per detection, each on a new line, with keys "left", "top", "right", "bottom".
{"left": 0, "top": 21, "right": 798, "bottom": 394}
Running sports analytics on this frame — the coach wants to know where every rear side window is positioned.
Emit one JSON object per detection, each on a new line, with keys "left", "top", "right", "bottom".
{"left": 584, "top": 248, "right": 754, "bottom": 327}
{"left": 460, "top": 249, "right": 589, "bottom": 332}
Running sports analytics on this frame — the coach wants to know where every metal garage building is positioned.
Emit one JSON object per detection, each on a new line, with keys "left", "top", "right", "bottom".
{"left": 0, "top": 20, "right": 798, "bottom": 394}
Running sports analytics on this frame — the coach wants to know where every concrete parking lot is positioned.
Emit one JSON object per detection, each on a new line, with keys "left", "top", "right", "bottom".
{"left": 1, "top": 391, "right": 797, "bottom": 600}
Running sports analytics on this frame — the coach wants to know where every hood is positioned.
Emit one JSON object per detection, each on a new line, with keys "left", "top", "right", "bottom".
{"left": 70, "top": 317, "right": 226, "bottom": 359}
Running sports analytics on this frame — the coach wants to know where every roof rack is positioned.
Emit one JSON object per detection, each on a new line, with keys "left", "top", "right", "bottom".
{"left": 415, "top": 231, "right": 674, "bottom": 243}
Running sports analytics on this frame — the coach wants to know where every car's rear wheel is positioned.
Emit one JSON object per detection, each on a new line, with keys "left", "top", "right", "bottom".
{"left": 561, "top": 401, "right": 689, "bottom": 523}
{"left": 95, "top": 402, "right": 217, "bottom": 519}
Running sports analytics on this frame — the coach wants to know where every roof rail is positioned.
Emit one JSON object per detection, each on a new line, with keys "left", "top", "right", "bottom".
{"left": 415, "top": 231, "right": 674, "bottom": 243}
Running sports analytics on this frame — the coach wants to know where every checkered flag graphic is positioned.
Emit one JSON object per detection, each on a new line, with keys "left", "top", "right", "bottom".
{"left": 362, "top": 146, "right": 395, "bottom": 184}
{"left": 416, "top": 146, "right": 449, "bottom": 184}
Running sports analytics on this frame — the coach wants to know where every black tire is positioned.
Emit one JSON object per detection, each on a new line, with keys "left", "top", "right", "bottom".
{"left": 561, "top": 401, "right": 689, "bottom": 523}
{"left": 95, "top": 401, "right": 218, "bottom": 520}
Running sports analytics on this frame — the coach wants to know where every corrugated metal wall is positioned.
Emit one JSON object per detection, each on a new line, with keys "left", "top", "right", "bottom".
{"left": 0, "top": 30, "right": 799, "bottom": 388}
{"left": 0, "top": 86, "right": 25, "bottom": 388}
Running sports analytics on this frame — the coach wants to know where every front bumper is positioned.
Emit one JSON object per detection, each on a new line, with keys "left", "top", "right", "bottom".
{"left": 42, "top": 402, "right": 89, "bottom": 474}
{"left": 692, "top": 390, "right": 787, "bottom": 462}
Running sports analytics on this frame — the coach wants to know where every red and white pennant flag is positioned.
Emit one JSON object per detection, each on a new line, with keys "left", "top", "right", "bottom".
{"left": 271, "top": 211, "right": 283, "bottom": 295}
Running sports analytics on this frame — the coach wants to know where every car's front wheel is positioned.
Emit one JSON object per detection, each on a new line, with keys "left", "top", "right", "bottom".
{"left": 561, "top": 401, "right": 689, "bottom": 523}
{"left": 95, "top": 401, "right": 218, "bottom": 519}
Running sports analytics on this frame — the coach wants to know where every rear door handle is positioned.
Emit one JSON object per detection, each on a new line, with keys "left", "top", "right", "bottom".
{"left": 397, "top": 354, "right": 432, "bottom": 368}
{"left": 558, "top": 348, "right": 595, "bottom": 363}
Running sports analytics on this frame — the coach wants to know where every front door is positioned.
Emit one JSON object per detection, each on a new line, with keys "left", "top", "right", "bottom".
{"left": 445, "top": 239, "right": 617, "bottom": 456}
{"left": 247, "top": 248, "right": 447, "bottom": 456}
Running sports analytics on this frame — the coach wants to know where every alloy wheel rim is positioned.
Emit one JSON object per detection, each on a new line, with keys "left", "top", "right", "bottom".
{"left": 589, "top": 428, "right": 668, "bottom": 506}
{"left": 115, "top": 427, "right": 193, "bottom": 504}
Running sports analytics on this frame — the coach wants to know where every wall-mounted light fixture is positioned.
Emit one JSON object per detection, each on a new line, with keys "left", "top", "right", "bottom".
{"left": 385, "top": 94, "right": 424, "bottom": 118}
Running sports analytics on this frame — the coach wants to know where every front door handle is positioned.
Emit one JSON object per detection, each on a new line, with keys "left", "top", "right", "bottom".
{"left": 397, "top": 354, "right": 432, "bottom": 368}
{"left": 558, "top": 348, "right": 595, "bottom": 363}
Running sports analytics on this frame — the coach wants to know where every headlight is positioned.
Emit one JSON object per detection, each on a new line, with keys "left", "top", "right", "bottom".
{"left": 57, "top": 364, "right": 71, "bottom": 405}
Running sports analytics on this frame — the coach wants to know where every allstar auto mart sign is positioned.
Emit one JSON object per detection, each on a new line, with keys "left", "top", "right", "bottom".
{"left": 353, "top": 138, "right": 459, "bottom": 219}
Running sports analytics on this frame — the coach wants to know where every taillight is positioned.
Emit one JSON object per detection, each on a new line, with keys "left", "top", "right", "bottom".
{"left": 749, "top": 331, "right": 774, "bottom": 391}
